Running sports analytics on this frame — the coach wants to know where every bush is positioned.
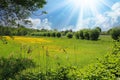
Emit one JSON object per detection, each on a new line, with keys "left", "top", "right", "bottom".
{"left": 0, "top": 57, "right": 35, "bottom": 80}
{"left": 95, "top": 27, "right": 101, "bottom": 32}
{"left": 46, "top": 32, "right": 51, "bottom": 37}
{"left": 66, "top": 32, "right": 73, "bottom": 39}
{"left": 51, "top": 32, "right": 56, "bottom": 37}
{"left": 43, "top": 32, "right": 47, "bottom": 37}
{"left": 89, "top": 29, "right": 100, "bottom": 40}
{"left": 79, "top": 30, "right": 84, "bottom": 39}
{"left": 75, "top": 32, "right": 79, "bottom": 39}
{"left": 111, "top": 27, "right": 120, "bottom": 40}
{"left": 83, "top": 29, "right": 90, "bottom": 40}
{"left": 15, "top": 41, "right": 120, "bottom": 79}
{"left": 56, "top": 32, "right": 61, "bottom": 38}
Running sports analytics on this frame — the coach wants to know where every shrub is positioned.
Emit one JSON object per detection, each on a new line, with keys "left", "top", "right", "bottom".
{"left": 66, "top": 32, "right": 73, "bottom": 39}
{"left": 43, "top": 32, "right": 47, "bottom": 37}
{"left": 75, "top": 32, "right": 79, "bottom": 39}
{"left": 79, "top": 30, "right": 84, "bottom": 39}
{"left": 51, "top": 32, "right": 56, "bottom": 37}
{"left": 89, "top": 29, "right": 100, "bottom": 40}
{"left": 95, "top": 27, "right": 101, "bottom": 32}
{"left": 83, "top": 29, "right": 90, "bottom": 40}
{"left": 111, "top": 27, "right": 120, "bottom": 40}
{"left": 0, "top": 57, "right": 35, "bottom": 80}
{"left": 14, "top": 41, "right": 120, "bottom": 79}
{"left": 46, "top": 32, "right": 51, "bottom": 37}
{"left": 56, "top": 32, "right": 61, "bottom": 38}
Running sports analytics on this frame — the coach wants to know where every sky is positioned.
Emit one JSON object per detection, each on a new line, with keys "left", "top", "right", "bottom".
{"left": 30, "top": 0, "right": 120, "bottom": 31}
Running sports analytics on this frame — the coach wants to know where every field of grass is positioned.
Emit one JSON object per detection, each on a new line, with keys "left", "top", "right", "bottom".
{"left": 0, "top": 35, "right": 113, "bottom": 72}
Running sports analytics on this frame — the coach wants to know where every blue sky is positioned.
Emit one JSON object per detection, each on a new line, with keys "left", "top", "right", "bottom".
{"left": 30, "top": 0, "right": 120, "bottom": 31}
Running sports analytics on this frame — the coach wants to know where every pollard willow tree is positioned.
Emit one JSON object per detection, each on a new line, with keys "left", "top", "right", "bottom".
{"left": 0, "top": 0, "right": 47, "bottom": 26}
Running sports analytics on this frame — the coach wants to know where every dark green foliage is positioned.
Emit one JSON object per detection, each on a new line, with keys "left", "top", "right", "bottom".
{"left": 51, "top": 32, "right": 56, "bottom": 37}
{"left": 46, "top": 32, "right": 51, "bottom": 37}
{"left": 83, "top": 29, "right": 90, "bottom": 40}
{"left": 56, "top": 32, "right": 61, "bottom": 38}
{"left": 110, "top": 27, "right": 120, "bottom": 40}
{"left": 107, "top": 28, "right": 112, "bottom": 34}
{"left": 79, "top": 30, "right": 84, "bottom": 39}
{"left": 16, "top": 72, "right": 46, "bottom": 80}
{"left": 75, "top": 28, "right": 100, "bottom": 40}
{"left": 66, "top": 32, "right": 73, "bottom": 39}
{"left": 0, "top": 26, "right": 31, "bottom": 36}
{"left": 95, "top": 27, "right": 101, "bottom": 32}
{"left": 0, "top": 56, "right": 35, "bottom": 80}
{"left": 89, "top": 29, "right": 100, "bottom": 40}
{"left": 75, "top": 32, "right": 79, "bottom": 39}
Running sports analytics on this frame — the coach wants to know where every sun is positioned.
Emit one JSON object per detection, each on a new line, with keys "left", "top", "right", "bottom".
{"left": 67, "top": 0, "right": 101, "bottom": 29}
{"left": 46, "top": 0, "right": 111, "bottom": 30}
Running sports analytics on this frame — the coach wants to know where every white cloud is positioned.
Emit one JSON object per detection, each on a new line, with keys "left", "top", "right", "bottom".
{"left": 27, "top": 18, "right": 52, "bottom": 30}
{"left": 112, "top": 2, "right": 120, "bottom": 11}
{"left": 94, "top": 2, "right": 120, "bottom": 30}
{"left": 74, "top": 2, "right": 120, "bottom": 31}
{"left": 27, "top": 18, "right": 41, "bottom": 29}
{"left": 61, "top": 25, "right": 74, "bottom": 31}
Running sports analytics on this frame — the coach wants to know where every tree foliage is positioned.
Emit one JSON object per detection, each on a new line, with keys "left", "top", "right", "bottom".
{"left": 66, "top": 32, "right": 73, "bottom": 39}
{"left": 75, "top": 28, "right": 100, "bottom": 40}
{"left": 0, "top": 0, "right": 46, "bottom": 26}
{"left": 0, "top": 56, "right": 35, "bottom": 80}
{"left": 110, "top": 27, "right": 120, "bottom": 41}
{"left": 95, "top": 27, "right": 101, "bottom": 32}
{"left": 83, "top": 29, "right": 90, "bottom": 40}
{"left": 56, "top": 32, "right": 61, "bottom": 38}
{"left": 89, "top": 29, "right": 100, "bottom": 40}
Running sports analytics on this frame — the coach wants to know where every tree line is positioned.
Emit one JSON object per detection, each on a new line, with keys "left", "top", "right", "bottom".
{"left": 0, "top": 25, "right": 120, "bottom": 41}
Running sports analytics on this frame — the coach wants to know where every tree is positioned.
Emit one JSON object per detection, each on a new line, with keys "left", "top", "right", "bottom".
{"left": 111, "top": 27, "right": 120, "bottom": 41}
{"left": 95, "top": 27, "right": 101, "bottom": 32}
{"left": 56, "top": 32, "right": 61, "bottom": 38}
{"left": 83, "top": 29, "right": 90, "bottom": 40}
{"left": 0, "top": 0, "right": 46, "bottom": 26}
{"left": 66, "top": 32, "right": 73, "bottom": 39}
{"left": 75, "top": 32, "right": 79, "bottom": 39}
{"left": 79, "top": 30, "right": 84, "bottom": 39}
{"left": 89, "top": 29, "right": 100, "bottom": 40}
{"left": 51, "top": 32, "right": 56, "bottom": 37}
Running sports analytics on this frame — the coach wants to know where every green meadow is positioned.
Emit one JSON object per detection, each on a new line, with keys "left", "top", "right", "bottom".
{"left": 0, "top": 35, "right": 113, "bottom": 72}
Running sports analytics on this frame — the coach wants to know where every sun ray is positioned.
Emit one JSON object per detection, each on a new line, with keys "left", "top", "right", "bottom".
{"left": 46, "top": 1, "right": 69, "bottom": 14}
{"left": 99, "top": 0, "right": 113, "bottom": 9}
{"left": 40, "top": 0, "right": 114, "bottom": 30}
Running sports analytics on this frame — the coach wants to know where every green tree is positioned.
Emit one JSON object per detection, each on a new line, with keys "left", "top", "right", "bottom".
{"left": 56, "top": 32, "right": 61, "bottom": 38}
{"left": 51, "top": 32, "right": 56, "bottom": 37}
{"left": 79, "top": 30, "right": 84, "bottom": 39}
{"left": 0, "top": 0, "right": 46, "bottom": 26}
{"left": 66, "top": 32, "right": 73, "bottom": 39}
{"left": 83, "top": 29, "right": 90, "bottom": 40}
{"left": 95, "top": 27, "right": 101, "bottom": 32}
{"left": 111, "top": 27, "right": 120, "bottom": 41}
{"left": 89, "top": 29, "right": 100, "bottom": 40}
{"left": 75, "top": 32, "right": 79, "bottom": 39}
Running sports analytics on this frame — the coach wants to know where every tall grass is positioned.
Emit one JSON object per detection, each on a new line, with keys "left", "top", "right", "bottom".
{"left": 0, "top": 35, "right": 113, "bottom": 72}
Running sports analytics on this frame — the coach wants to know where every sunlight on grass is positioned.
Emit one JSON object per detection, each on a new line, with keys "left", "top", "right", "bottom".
{"left": 1, "top": 35, "right": 113, "bottom": 70}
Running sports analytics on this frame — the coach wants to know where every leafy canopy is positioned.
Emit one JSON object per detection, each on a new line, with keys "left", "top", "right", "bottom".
{"left": 0, "top": 0, "right": 46, "bottom": 26}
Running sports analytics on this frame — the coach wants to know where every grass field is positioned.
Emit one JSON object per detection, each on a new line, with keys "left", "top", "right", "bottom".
{"left": 0, "top": 35, "right": 113, "bottom": 72}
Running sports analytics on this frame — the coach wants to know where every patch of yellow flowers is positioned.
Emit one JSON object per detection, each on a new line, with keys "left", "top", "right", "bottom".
{"left": 6, "top": 36, "right": 51, "bottom": 43}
